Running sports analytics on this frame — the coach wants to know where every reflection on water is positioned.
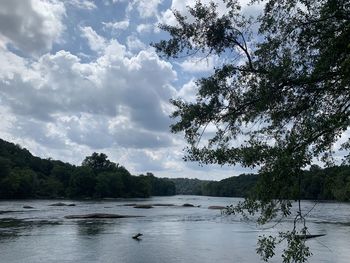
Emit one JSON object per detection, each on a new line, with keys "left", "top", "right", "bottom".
{"left": 0, "top": 218, "right": 24, "bottom": 239}
{"left": 76, "top": 220, "right": 109, "bottom": 236}
{"left": 0, "top": 196, "right": 350, "bottom": 263}
{"left": 0, "top": 217, "right": 61, "bottom": 240}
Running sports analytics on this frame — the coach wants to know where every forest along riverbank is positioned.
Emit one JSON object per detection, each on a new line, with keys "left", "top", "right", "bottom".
{"left": 1, "top": 138, "right": 350, "bottom": 202}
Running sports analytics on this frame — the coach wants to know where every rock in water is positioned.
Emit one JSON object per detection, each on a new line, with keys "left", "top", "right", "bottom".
{"left": 133, "top": 204, "right": 153, "bottom": 209}
{"left": 132, "top": 233, "right": 143, "bottom": 240}
{"left": 64, "top": 213, "right": 144, "bottom": 219}
{"left": 49, "top": 202, "right": 67, "bottom": 206}
{"left": 49, "top": 202, "right": 75, "bottom": 207}
{"left": 208, "top": 206, "right": 226, "bottom": 210}
{"left": 152, "top": 204, "right": 176, "bottom": 207}
{"left": 182, "top": 203, "right": 200, "bottom": 207}
{"left": 182, "top": 203, "right": 195, "bottom": 207}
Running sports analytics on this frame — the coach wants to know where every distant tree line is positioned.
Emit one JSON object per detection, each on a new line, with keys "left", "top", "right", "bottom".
{"left": 171, "top": 174, "right": 258, "bottom": 197}
{"left": 0, "top": 138, "right": 349, "bottom": 201}
{"left": 171, "top": 166, "right": 350, "bottom": 202}
{"left": 0, "top": 139, "right": 175, "bottom": 199}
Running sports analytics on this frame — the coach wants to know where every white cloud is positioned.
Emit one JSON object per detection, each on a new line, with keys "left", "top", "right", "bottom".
{"left": 126, "top": 35, "right": 146, "bottom": 52}
{"left": 0, "top": 0, "right": 65, "bottom": 55}
{"left": 113, "top": 0, "right": 126, "bottom": 2}
{"left": 102, "top": 20, "right": 130, "bottom": 32}
{"left": 0, "top": 37, "right": 177, "bottom": 150}
{"left": 136, "top": 23, "right": 153, "bottom": 34}
{"left": 177, "top": 79, "right": 198, "bottom": 103}
{"left": 66, "top": 0, "right": 96, "bottom": 10}
{"left": 158, "top": 0, "right": 257, "bottom": 27}
{"left": 80, "top": 26, "right": 107, "bottom": 52}
{"left": 125, "top": 148, "right": 176, "bottom": 172}
{"left": 154, "top": 0, "right": 189, "bottom": 31}
{"left": 0, "top": 46, "right": 28, "bottom": 79}
{"left": 158, "top": 0, "right": 204, "bottom": 26}
{"left": 0, "top": 0, "right": 263, "bottom": 179}
{"left": 0, "top": 105, "right": 16, "bottom": 139}
{"left": 128, "top": 0, "right": 162, "bottom": 19}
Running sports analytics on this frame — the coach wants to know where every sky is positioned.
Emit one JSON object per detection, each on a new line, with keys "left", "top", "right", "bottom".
{"left": 0, "top": 0, "right": 262, "bottom": 180}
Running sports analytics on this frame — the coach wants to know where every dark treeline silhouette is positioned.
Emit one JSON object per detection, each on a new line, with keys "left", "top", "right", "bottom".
{"left": 0, "top": 139, "right": 349, "bottom": 201}
{"left": 0, "top": 139, "right": 175, "bottom": 199}
{"left": 172, "top": 166, "right": 350, "bottom": 201}
{"left": 171, "top": 175, "right": 258, "bottom": 197}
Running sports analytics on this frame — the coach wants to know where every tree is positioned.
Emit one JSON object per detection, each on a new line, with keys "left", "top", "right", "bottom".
{"left": 82, "top": 152, "right": 117, "bottom": 173}
{"left": 0, "top": 168, "right": 38, "bottom": 198}
{"left": 0, "top": 139, "right": 178, "bottom": 199}
{"left": 95, "top": 172, "right": 125, "bottom": 197}
{"left": 50, "top": 162, "right": 74, "bottom": 187}
{"left": 37, "top": 176, "right": 64, "bottom": 198}
{"left": 145, "top": 173, "right": 176, "bottom": 196}
{"left": 0, "top": 157, "right": 12, "bottom": 179}
{"left": 154, "top": 0, "right": 350, "bottom": 261}
{"left": 68, "top": 166, "right": 96, "bottom": 197}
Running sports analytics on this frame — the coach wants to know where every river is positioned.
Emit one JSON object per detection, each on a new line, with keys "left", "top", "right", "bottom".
{"left": 0, "top": 196, "right": 349, "bottom": 263}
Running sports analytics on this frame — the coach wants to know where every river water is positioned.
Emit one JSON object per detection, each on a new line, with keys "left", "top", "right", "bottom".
{"left": 0, "top": 196, "right": 349, "bottom": 263}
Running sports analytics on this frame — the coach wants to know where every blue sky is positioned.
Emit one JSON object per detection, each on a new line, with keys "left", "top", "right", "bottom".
{"left": 0, "top": 0, "right": 260, "bottom": 180}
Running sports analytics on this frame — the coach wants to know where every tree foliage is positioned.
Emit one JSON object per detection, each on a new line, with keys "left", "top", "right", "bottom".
{"left": 171, "top": 166, "right": 350, "bottom": 201}
{"left": 154, "top": 0, "right": 350, "bottom": 261}
{"left": 0, "top": 139, "right": 175, "bottom": 199}
{"left": 82, "top": 152, "right": 117, "bottom": 173}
